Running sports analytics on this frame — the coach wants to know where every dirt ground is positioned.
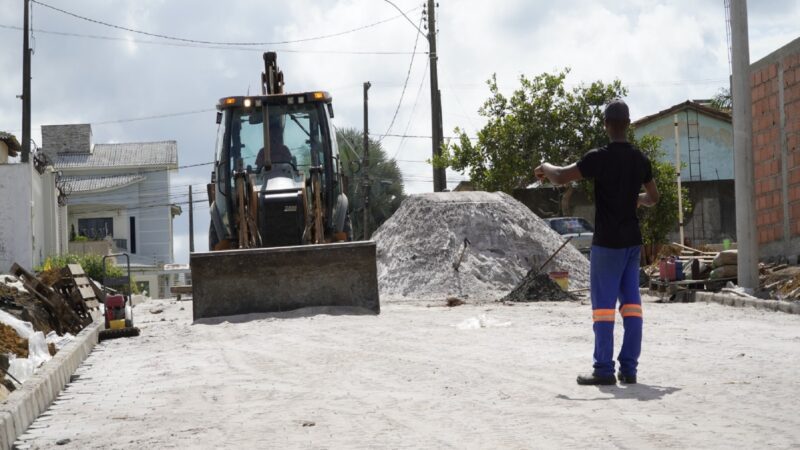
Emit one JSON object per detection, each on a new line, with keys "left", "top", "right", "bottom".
{"left": 13, "top": 296, "right": 800, "bottom": 449}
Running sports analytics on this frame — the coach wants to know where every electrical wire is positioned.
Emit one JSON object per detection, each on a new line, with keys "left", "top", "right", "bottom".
{"left": 378, "top": 13, "right": 424, "bottom": 143}
{"left": 382, "top": 0, "right": 427, "bottom": 37}
{"left": 66, "top": 171, "right": 467, "bottom": 215}
{"left": 392, "top": 58, "right": 428, "bottom": 160}
{"left": 91, "top": 108, "right": 217, "bottom": 125}
{"left": 383, "top": 133, "right": 478, "bottom": 140}
{"left": 0, "top": 24, "right": 426, "bottom": 55}
{"left": 31, "top": 0, "right": 421, "bottom": 46}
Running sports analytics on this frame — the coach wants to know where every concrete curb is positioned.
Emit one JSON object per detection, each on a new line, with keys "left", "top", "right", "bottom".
{"left": 1, "top": 320, "right": 102, "bottom": 450}
{"left": 642, "top": 288, "right": 800, "bottom": 314}
{"left": 693, "top": 291, "right": 800, "bottom": 314}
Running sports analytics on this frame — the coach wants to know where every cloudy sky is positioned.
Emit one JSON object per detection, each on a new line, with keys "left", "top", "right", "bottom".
{"left": 1, "top": 0, "right": 798, "bottom": 263}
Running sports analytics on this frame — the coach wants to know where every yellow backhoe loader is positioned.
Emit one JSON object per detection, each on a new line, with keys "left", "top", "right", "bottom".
{"left": 190, "top": 52, "right": 380, "bottom": 320}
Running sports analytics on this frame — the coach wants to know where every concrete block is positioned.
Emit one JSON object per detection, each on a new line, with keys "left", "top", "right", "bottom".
{"left": 765, "top": 300, "right": 780, "bottom": 311}
{"left": 0, "top": 411, "right": 14, "bottom": 450}
{"left": 0, "top": 320, "right": 102, "bottom": 450}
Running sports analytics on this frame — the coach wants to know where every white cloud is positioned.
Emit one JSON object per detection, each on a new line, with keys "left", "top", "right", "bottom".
{"left": 1, "top": 0, "right": 798, "bottom": 258}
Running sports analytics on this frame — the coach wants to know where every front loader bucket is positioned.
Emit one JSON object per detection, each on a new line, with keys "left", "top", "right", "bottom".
{"left": 190, "top": 241, "right": 380, "bottom": 320}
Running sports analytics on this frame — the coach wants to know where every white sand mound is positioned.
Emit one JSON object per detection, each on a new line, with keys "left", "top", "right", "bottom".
{"left": 373, "top": 191, "right": 590, "bottom": 301}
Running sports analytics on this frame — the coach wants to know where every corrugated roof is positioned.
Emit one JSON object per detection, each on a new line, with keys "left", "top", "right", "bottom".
{"left": 54, "top": 140, "right": 177, "bottom": 169}
{"left": 632, "top": 100, "right": 732, "bottom": 128}
{"left": 59, "top": 174, "right": 146, "bottom": 193}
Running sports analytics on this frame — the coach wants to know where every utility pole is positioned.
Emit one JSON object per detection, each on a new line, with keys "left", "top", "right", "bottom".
{"left": 674, "top": 115, "right": 685, "bottom": 246}
{"left": 730, "top": 0, "right": 758, "bottom": 290}
{"left": 362, "top": 81, "right": 371, "bottom": 240}
{"left": 427, "top": 0, "right": 446, "bottom": 192}
{"left": 21, "top": 0, "right": 31, "bottom": 163}
{"left": 188, "top": 186, "right": 195, "bottom": 253}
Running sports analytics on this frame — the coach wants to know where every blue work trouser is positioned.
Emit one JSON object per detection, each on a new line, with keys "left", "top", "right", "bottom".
{"left": 589, "top": 245, "right": 643, "bottom": 377}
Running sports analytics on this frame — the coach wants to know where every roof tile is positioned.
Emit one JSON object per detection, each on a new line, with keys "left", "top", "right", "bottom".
{"left": 54, "top": 141, "right": 177, "bottom": 169}
{"left": 59, "top": 174, "right": 146, "bottom": 193}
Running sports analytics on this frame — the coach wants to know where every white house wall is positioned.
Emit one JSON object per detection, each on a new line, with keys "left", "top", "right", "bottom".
{"left": 41, "top": 169, "right": 61, "bottom": 259}
{"left": 66, "top": 169, "right": 174, "bottom": 265}
{"left": 0, "top": 163, "right": 55, "bottom": 272}
{"left": 30, "top": 165, "right": 46, "bottom": 266}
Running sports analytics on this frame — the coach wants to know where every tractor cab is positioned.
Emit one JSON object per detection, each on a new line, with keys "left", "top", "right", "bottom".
{"left": 210, "top": 92, "right": 348, "bottom": 249}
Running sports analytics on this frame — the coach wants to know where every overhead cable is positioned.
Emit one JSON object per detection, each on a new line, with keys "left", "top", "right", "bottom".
{"left": 31, "top": 0, "right": 421, "bottom": 46}
{"left": 378, "top": 13, "right": 425, "bottom": 143}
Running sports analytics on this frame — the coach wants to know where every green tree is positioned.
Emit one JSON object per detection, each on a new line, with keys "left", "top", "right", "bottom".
{"left": 709, "top": 87, "right": 732, "bottom": 112}
{"left": 336, "top": 128, "right": 406, "bottom": 239}
{"left": 435, "top": 68, "right": 627, "bottom": 193}
{"left": 634, "top": 135, "right": 692, "bottom": 263}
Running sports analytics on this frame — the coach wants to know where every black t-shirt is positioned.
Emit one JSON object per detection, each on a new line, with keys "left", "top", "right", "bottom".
{"left": 576, "top": 142, "right": 653, "bottom": 249}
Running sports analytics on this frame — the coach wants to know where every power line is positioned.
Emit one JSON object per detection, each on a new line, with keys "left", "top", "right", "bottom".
{"left": 443, "top": 78, "right": 730, "bottom": 91}
{"left": 0, "top": 24, "right": 426, "bottom": 55}
{"left": 66, "top": 184, "right": 209, "bottom": 202}
{"left": 7, "top": 109, "right": 216, "bottom": 134}
{"left": 54, "top": 161, "right": 215, "bottom": 183}
{"left": 383, "top": 133, "right": 478, "bottom": 140}
{"left": 392, "top": 59, "right": 428, "bottom": 160}
{"left": 382, "top": 0, "right": 427, "bottom": 37}
{"left": 67, "top": 196, "right": 209, "bottom": 216}
{"left": 92, "top": 108, "right": 216, "bottom": 125}
{"left": 66, "top": 174, "right": 468, "bottom": 215}
{"left": 32, "top": 0, "right": 421, "bottom": 46}
{"left": 378, "top": 13, "right": 424, "bottom": 142}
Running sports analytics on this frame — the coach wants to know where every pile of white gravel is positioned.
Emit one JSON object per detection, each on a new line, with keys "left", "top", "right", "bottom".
{"left": 372, "top": 191, "right": 590, "bottom": 302}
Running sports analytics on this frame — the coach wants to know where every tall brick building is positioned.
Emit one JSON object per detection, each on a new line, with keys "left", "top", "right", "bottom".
{"left": 751, "top": 37, "right": 800, "bottom": 260}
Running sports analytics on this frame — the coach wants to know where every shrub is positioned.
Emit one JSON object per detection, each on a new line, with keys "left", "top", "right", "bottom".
{"left": 38, "top": 254, "right": 124, "bottom": 283}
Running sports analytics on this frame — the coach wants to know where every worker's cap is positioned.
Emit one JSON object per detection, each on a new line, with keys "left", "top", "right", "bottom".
{"left": 604, "top": 99, "right": 630, "bottom": 121}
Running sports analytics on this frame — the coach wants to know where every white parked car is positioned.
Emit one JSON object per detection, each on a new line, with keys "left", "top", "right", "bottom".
{"left": 544, "top": 217, "right": 594, "bottom": 255}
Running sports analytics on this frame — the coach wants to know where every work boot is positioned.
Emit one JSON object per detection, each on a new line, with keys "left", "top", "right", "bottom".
{"left": 576, "top": 373, "right": 616, "bottom": 385}
{"left": 617, "top": 371, "right": 637, "bottom": 384}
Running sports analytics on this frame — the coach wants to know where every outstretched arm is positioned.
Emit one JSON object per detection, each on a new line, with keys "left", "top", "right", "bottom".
{"left": 638, "top": 179, "right": 660, "bottom": 207}
{"left": 534, "top": 163, "right": 583, "bottom": 186}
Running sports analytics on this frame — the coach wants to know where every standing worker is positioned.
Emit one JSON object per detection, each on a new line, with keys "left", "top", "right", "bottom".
{"left": 534, "top": 99, "right": 659, "bottom": 385}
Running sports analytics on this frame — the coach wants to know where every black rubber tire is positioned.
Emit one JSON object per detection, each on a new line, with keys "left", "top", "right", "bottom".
{"left": 99, "top": 327, "right": 140, "bottom": 342}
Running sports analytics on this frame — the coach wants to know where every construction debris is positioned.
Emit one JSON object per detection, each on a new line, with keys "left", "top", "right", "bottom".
{"left": 373, "top": 192, "right": 589, "bottom": 302}
{"left": 11, "top": 263, "right": 88, "bottom": 335}
{"left": 0, "top": 322, "right": 28, "bottom": 358}
{"left": 0, "top": 278, "right": 55, "bottom": 334}
{"left": 502, "top": 272, "right": 578, "bottom": 303}
{"left": 644, "top": 243, "right": 800, "bottom": 303}
{"left": 0, "top": 261, "right": 98, "bottom": 385}
{"left": 446, "top": 297, "right": 466, "bottom": 307}
{"left": 758, "top": 265, "right": 800, "bottom": 301}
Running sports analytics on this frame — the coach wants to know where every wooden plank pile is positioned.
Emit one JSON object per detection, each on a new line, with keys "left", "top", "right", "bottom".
{"left": 758, "top": 264, "right": 800, "bottom": 301}
{"left": 0, "top": 262, "right": 99, "bottom": 337}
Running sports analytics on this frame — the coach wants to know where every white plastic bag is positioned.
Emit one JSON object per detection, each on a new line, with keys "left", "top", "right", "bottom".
{"left": 46, "top": 331, "right": 75, "bottom": 351}
{"left": 0, "top": 309, "right": 53, "bottom": 383}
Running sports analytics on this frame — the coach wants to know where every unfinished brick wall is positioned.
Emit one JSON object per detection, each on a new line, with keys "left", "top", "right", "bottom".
{"left": 751, "top": 38, "right": 800, "bottom": 257}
